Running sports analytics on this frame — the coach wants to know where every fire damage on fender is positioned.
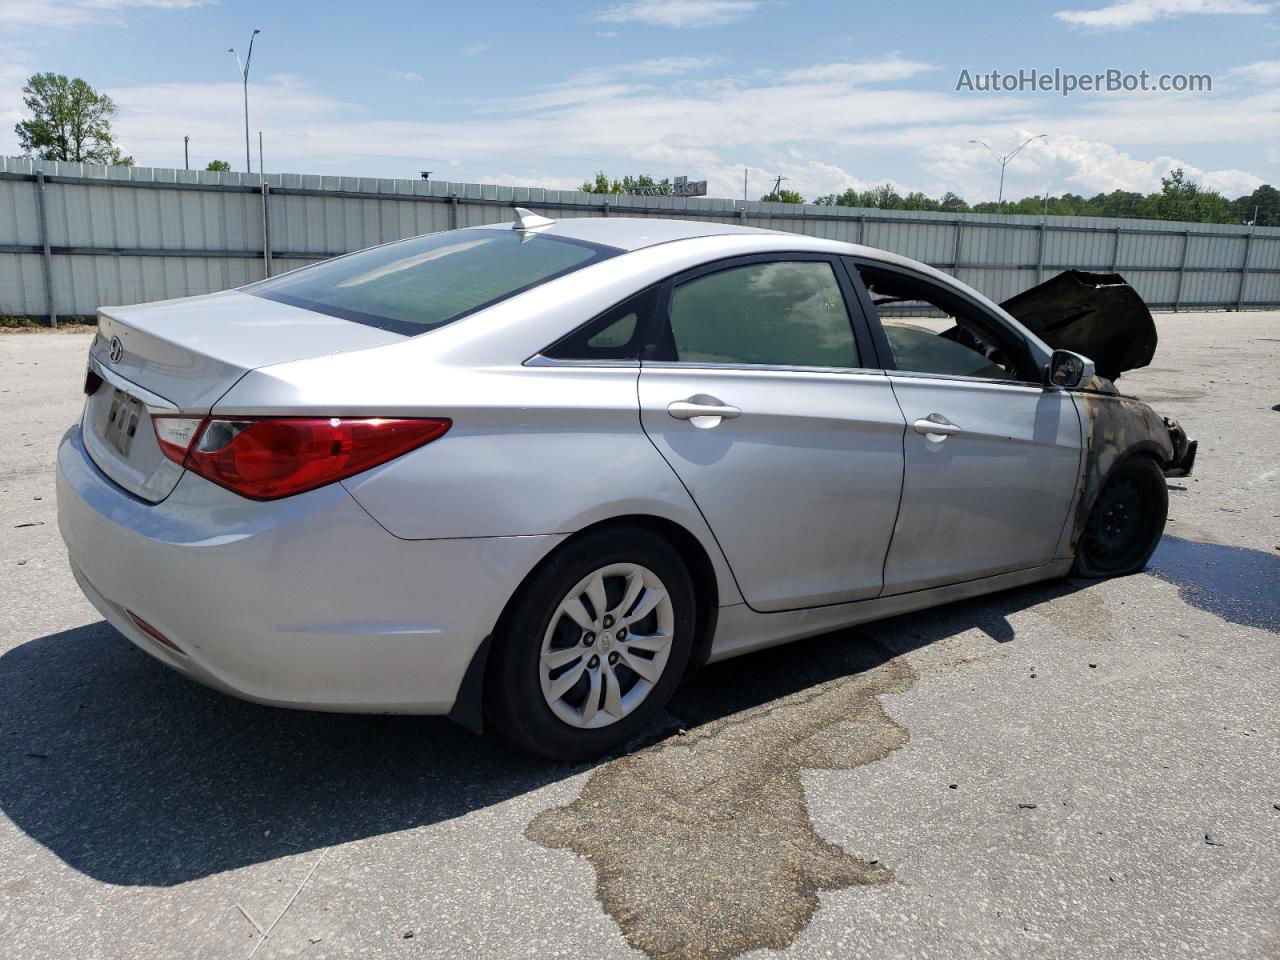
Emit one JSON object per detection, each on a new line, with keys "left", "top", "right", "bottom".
{"left": 998, "top": 270, "right": 1197, "bottom": 560}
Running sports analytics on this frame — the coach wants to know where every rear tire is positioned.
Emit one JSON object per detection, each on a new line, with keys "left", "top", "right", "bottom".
{"left": 487, "top": 527, "right": 695, "bottom": 761}
{"left": 1074, "top": 457, "right": 1168, "bottom": 578}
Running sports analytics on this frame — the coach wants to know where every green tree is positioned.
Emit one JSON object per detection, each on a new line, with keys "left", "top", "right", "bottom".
{"left": 1230, "top": 184, "right": 1279, "bottom": 226}
{"left": 14, "top": 73, "right": 133, "bottom": 165}
{"left": 579, "top": 172, "right": 669, "bottom": 195}
{"left": 1148, "top": 168, "right": 1231, "bottom": 223}
{"left": 760, "top": 189, "right": 804, "bottom": 203}
{"left": 205, "top": 160, "right": 231, "bottom": 172}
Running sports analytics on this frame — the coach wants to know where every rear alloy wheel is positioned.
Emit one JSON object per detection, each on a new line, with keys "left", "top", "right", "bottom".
{"left": 488, "top": 529, "right": 695, "bottom": 761}
{"left": 1075, "top": 457, "right": 1168, "bottom": 577}
{"left": 539, "top": 562, "right": 675, "bottom": 730}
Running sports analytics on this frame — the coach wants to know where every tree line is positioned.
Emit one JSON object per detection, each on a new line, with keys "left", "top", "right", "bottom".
{"left": 589, "top": 169, "right": 1277, "bottom": 227}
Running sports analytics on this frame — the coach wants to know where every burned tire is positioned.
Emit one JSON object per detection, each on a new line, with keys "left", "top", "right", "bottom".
{"left": 1074, "top": 457, "right": 1168, "bottom": 578}
{"left": 486, "top": 527, "right": 696, "bottom": 761}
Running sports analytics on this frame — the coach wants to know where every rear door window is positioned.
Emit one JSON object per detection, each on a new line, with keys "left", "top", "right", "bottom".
{"left": 657, "top": 260, "right": 861, "bottom": 368}
{"left": 247, "top": 229, "right": 618, "bottom": 336}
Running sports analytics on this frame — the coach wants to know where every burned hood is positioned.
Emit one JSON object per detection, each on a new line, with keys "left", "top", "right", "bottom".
{"left": 1000, "top": 270, "right": 1157, "bottom": 381}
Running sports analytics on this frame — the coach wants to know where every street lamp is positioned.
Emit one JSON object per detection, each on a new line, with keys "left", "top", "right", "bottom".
{"left": 229, "top": 29, "right": 262, "bottom": 174}
{"left": 968, "top": 134, "right": 1046, "bottom": 210}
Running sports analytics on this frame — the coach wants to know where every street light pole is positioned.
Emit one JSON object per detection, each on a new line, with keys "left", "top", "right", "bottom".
{"left": 229, "top": 29, "right": 261, "bottom": 174}
{"left": 968, "top": 134, "right": 1047, "bottom": 209}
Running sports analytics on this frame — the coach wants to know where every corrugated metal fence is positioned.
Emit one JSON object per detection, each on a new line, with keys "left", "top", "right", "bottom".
{"left": 3, "top": 155, "right": 1278, "bottom": 323}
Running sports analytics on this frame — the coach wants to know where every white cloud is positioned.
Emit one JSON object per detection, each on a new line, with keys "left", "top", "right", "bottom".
{"left": 923, "top": 132, "right": 1263, "bottom": 200}
{"left": 394, "top": 71, "right": 424, "bottom": 83}
{"left": 594, "top": 0, "right": 762, "bottom": 28}
{"left": 1055, "top": 0, "right": 1273, "bottom": 29}
{"left": 781, "top": 56, "right": 937, "bottom": 85}
{"left": 2, "top": 40, "right": 1270, "bottom": 204}
{"left": 461, "top": 42, "right": 490, "bottom": 57}
{"left": 1226, "top": 59, "right": 1280, "bottom": 85}
{"left": 622, "top": 55, "right": 723, "bottom": 76}
{"left": 0, "top": 0, "right": 207, "bottom": 29}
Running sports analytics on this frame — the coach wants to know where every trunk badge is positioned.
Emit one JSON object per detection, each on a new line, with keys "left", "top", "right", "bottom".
{"left": 108, "top": 336, "right": 124, "bottom": 364}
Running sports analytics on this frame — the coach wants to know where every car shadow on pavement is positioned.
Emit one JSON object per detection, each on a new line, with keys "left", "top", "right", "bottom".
{"left": 1, "top": 574, "right": 1105, "bottom": 888}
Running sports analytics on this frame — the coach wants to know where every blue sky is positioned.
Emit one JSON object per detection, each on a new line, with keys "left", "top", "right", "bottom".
{"left": 1, "top": 0, "right": 1277, "bottom": 203}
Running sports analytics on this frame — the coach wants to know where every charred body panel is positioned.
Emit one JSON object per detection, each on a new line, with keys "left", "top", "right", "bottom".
{"left": 1001, "top": 271, "right": 1157, "bottom": 381}
{"left": 1059, "top": 382, "right": 1180, "bottom": 563}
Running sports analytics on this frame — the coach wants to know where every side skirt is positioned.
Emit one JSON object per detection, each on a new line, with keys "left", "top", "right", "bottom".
{"left": 706, "top": 560, "right": 1074, "bottom": 663}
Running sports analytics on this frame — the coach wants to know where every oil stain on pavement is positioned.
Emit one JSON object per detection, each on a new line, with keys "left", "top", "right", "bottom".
{"left": 527, "top": 636, "right": 915, "bottom": 960}
{"left": 1148, "top": 535, "right": 1280, "bottom": 633}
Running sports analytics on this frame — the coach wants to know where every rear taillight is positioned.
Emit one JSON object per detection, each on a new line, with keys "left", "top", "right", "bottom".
{"left": 152, "top": 416, "right": 450, "bottom": 500}
{"left": 152, "top": 416, "right": 205, "bottom": 463}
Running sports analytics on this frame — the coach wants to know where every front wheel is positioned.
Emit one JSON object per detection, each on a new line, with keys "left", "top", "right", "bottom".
{"left": 487, "top": 528, "right": 696, "bottom": 761}
{"left": 1074, "top": 457, "right": 1168, "bottom": 578}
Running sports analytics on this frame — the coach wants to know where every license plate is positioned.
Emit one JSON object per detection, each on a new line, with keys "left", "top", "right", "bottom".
{"left": 104, "top": 389, "right": 145, "bottom": 458}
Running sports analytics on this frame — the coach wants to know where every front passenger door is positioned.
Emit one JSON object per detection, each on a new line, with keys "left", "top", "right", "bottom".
{"left": 637, "top": 255, "right": 906, "bottom": 612}
{"left": 852, "top": 261, "right": 1083, "bottom": 595}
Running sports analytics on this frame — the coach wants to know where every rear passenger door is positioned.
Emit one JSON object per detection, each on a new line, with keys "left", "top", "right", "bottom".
{"left": 637, "top": 254, "right": 906, "bottom": 612}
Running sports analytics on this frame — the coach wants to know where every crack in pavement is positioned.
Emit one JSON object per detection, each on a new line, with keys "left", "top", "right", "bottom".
{"left": 527, "top": 640, "right": 916, "bottom": 960}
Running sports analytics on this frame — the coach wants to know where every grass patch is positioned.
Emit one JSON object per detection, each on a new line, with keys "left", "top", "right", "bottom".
{"left": 0, "top": 316, "right": 96, "bottom": 333}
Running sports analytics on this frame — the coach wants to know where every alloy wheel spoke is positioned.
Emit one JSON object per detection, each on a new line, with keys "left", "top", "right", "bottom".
{"left": 602, "top": 666, "right": 624, "bottom": 718}
{"left": 614, "top": 571, "right": 645, "bottom": 620}
{"left": 542, "top": 645, "right": 585, "bottom": 670}
{"left": 560, "top": 597, "right": 595, "bottom": 633}
{"left": 622, "top": 630, "right": 672, "bottom": 654}
{"left": 585, "top": 572, "right": 608, "bottom": 624}
{"left": 547, "top": 660, "right": 587, "bottom": 700}
{"left": 622, "top": 586, "right": 666, "bottom": 626}
{"left": 619, "top": 649, "right": 660, "bottom": 683}
{"left": 580, "top": 667, "right": 603, "bottom": 724}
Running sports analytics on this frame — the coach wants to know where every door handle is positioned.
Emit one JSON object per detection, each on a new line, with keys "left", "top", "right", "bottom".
{"left": 912, "top": 415, "right": 961, "bottom": 437}
{"left": 667, "top": 397, "right": 742, "bottom": 422}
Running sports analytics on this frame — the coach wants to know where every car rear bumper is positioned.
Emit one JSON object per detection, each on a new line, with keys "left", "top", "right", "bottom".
{"left": 56, "top": 425, "right": 561, "bottom": 713}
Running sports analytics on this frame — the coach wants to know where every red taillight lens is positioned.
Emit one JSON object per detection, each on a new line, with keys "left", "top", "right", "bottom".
{"left": 154, "top": 416, "right": 450, "bottom": 500}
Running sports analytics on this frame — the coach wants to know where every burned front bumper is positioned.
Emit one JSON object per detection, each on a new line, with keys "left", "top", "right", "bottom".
{"left": 1162, "top": 418, "right": 1197, "bottom": 478}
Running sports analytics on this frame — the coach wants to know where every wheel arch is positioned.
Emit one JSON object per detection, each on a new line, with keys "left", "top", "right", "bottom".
{"left": 449, "top": 513, "right": 723, "bottom": 735}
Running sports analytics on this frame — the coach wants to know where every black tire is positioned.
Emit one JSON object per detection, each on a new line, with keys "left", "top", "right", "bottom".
{"left": 1074, "top": 456, "right": 1168, "bottom": 578}
{"left": 486, "top": 527, "right": 696, "bottom": 761}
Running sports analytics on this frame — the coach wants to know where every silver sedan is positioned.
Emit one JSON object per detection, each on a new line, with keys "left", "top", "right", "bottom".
{"left": 56, "top": 212, "right": 1194, "bottom": 759}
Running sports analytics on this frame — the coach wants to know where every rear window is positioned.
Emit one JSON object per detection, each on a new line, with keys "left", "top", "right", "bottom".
{"left": 246, "top": 229, "right": 618, "bottom": 336}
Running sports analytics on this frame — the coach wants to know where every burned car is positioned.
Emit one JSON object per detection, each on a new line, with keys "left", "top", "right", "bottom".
{"left": 57, "top": 216, "right": 1194, "bottom": 759}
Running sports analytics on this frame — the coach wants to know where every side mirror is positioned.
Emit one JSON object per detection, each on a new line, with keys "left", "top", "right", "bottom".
{"left": 1046, "top": 350, "right": 1095, "bottom": 389}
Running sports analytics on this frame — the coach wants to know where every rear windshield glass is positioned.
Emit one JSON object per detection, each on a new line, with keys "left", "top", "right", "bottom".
{"left": 245, "top": 229, "right": 618, "bottom": 336}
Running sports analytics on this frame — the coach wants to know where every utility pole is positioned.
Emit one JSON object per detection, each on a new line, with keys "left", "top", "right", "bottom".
{"left": 258, "top": 131, "right": 264, "bottom": 177}
{"left": 183, "top": 135, "right": 189, "bottom": 170}
{"left": 229, "top": 28, "right": 262, "bottom": 174}
{"left": 743, "top": 168, "right": 748, "bottom": 202}
{"left": 768, "top": 174, "right": 788, "bottom": 199}
{"left": 968, "top": 134, "right": 1046, "bottom": 209}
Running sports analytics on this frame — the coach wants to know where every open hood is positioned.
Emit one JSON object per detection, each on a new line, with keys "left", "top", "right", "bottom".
{"left": 1000, "top": 271, "right": 1157, "bottom": 381}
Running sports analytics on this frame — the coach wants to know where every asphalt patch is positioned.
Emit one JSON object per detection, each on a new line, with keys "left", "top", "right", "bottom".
{"left": 527, "top": 635, "right": 915, "bottom": 960}
{"left": 1148, "top": 535, "right": 1280, "bottom": 633}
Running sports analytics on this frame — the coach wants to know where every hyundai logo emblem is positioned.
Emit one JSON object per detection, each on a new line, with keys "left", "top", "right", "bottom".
{"left": 108, "top": 336, "right": 124, "bottom": 364}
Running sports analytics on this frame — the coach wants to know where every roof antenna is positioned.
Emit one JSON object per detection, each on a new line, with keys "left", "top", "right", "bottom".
{"left": 512, "top": 206, "right": 555, "bottom": 231}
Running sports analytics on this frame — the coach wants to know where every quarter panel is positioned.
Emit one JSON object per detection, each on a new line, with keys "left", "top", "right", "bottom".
{"left": 336, "top": 365, "right": 744, "bottom": 605}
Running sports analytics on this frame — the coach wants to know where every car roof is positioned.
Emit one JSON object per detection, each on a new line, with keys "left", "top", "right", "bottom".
{"left": 473, "top": 215, "right": 788, "bottom": 252}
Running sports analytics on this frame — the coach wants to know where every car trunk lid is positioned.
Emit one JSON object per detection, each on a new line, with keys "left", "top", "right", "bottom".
{"left": 83, "top": 290, "right": 405, "bottom": 502}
